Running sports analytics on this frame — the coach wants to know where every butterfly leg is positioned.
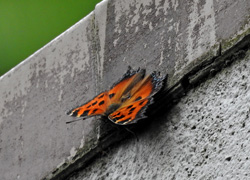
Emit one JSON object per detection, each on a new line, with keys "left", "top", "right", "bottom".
{"left": 123, "top": 127, "right": 139, "bottom": 141}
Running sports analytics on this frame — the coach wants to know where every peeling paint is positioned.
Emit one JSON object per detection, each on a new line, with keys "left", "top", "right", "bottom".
{"left": 186, "top": 0, "right": 216, "bottom": 63}
{"left": 56, "top": 159, "right": 66, "bottom": 169}
{"left": 69, "top": 147, "right": 77, "bottom": 159}
{"left": 159, "top": 51, "right": 164, "bottom": 66}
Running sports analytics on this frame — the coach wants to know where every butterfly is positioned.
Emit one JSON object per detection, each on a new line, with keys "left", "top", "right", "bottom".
{"left": 67, "top": 66, "right": 165, "bottom": 125}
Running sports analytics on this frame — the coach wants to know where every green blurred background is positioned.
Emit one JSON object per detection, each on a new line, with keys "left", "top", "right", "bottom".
{"left": 0, "top": 0, "right": 102, "bottom": 76}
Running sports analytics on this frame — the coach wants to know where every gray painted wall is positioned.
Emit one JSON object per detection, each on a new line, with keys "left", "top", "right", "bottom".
{"left": 0, "top": 0, "right": 249, "bottom": 179}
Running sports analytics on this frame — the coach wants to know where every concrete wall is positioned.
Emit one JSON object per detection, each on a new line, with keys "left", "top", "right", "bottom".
{"left": 69, "top": 50, "right": 250, "bottom": 180}
{"left": 0, "top": 0, "right": 249, "bottom": 179}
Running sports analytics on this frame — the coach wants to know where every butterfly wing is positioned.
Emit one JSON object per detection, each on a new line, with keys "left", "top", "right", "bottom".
{"left": 108, "top": 99, "right": 150, "bottom": 125}
{"left": 108, "top": 72, "right": 163, "bottom": 125}
{"left": 67, "top": 67, "right": 165, "bottom": 125}
{"left": 67, "top": 92, "right": 110, "bottom": 118}
{"left": 66, "top": 67, "right": 145, "bottom": 120}
{"left": 107, "top": 67, "right": 145, "bottom": 104}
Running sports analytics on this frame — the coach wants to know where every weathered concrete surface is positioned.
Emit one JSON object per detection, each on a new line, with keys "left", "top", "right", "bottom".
{"left": 98, "top": 0, "right": 250, "bottom": 87}
{"left": 69, "top": 50, "right": 250, "bottom": 180}
{"left": 0, "top": 13, "right": 100, "bottom": 180}
{"left": 0, "top": 0, "right": 250, "bottom": 179}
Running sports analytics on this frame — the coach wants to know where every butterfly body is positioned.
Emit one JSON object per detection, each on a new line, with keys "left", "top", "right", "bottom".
{"left": 67, "top": 67, "right": 165, "bottom": 125}
{"left": 105, "top": 103, "right": 121, "bottom": 116}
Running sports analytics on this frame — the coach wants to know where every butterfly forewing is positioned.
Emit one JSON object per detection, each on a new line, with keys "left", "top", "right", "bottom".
{"left": 108, "top": 69, "right": 145, "bottom": 103}
{"left": 128, "top": 75, "right": 154, "bottom": 102}
{"left": 67, "top": 92, "right": 110, "bottom": 118}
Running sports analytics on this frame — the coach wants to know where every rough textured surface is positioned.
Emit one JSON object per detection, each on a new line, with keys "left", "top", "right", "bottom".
{"left": 69, "top": 50, "right": 250, "bottom": 180}
{"left": 0, "top": 0, "right": 249, "bottom": 179}
{"left": 0, "top": 13, "right": 100, "bottom": 180}
{"left": 100, "top": 0, "right": 250, "bottom": 86}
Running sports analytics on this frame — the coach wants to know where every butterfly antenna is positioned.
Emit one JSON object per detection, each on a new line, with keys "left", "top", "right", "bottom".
{"left": 66, "top": 118, "right": 85, "bottom": 124}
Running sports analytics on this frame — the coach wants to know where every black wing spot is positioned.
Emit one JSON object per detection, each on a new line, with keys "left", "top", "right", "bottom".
{"left": 139, "top": 101, "right": 145, "bottom": 106}
{"left": 126, "top": 105, "right": 133, "bottom": 109}
{"left": 92, "top": 101, "right": 97, "bottom": 106}
{"left": 128, "top": 112, "right": 133, "bottom": 115}
{"left": 115, "top": 115, "right": 125, "bottom": 120}
{"left": 135, "top": 96, "right": 142, "bottom": 101}
{"left": 98, "top": 100, "right": 105, "bottom": 106}
{"left": 116, "top": 112, "right": 121, "bottom": 116}
{"left": 98, "top": 94, "right": 104, "bottom": 99}
{"left": 87, "top": 105, "right": 91, "bottom": 108}
{"left": 72, "top": 110, "right": 79, "bottom": 116}
{"left": 81, "top": 110, "right": 90, "bottom": 117}
{"left": 109, "top": 93, "right": 115, "bottom": 99}
{"left": 129, "top": 107, "right": 136, "bottom": 112}
{"left": 91, "top": 109, "right": 98, "bottom": 114}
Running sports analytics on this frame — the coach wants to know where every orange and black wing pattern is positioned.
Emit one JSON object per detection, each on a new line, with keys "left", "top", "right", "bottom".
{"left": 66, "top": 92, "right": 110, "bottom": 118}
{"left": 67, "top": 66, "right": 165, "bottom": 125}
{"left": 108, "top": 71, "right": 164, "bottom": 125}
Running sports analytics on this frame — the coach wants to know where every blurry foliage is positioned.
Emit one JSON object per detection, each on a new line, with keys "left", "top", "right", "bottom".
{"left": 0, "top": 0, "right": 102, "bottom": 76}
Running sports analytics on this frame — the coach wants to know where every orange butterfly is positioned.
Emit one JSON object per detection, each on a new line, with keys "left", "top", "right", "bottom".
{"left": 67, "top": 67, "right": 165, "bottom": 125}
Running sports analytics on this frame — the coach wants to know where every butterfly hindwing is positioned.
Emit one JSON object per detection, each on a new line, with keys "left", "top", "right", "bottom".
{"left": 67, "top": 92, "right": 109, "bottom": 118}
{"left": 108, "top": 98, "right": 150, "bottom": 125}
